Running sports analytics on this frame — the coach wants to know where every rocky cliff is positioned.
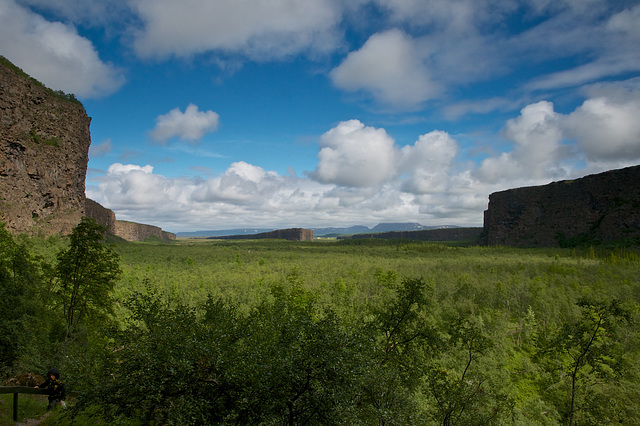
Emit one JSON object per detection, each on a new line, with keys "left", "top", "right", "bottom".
{"left": 84, "top": 198, "right": 175, "bottom": 241}
{"left": 85, "top": 198, "right": 116, "bottom": 234}
{"left": 1, "top": 57, "right": 90, "bottom": 236}
{"left": 483, "top": 165, "right": 640, "bottom": 247}
{"left": 115, "top": 220, "right": 176, "bottom": 242}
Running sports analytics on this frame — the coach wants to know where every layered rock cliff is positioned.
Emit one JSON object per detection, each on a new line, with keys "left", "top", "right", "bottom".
{"left": 115, "top": 220, "right": 176, "bottom": 242}
{"left": 84, "top": 198, "right": 175, "bottom": 241}
{"left": 483, "top": 165, "right": 640, "bottom": 247}
{"left": 1, "top": 57, "right": 90, "bottom": 236}
{"left": 84, "top": 198, "right": 116, "bottom": 234}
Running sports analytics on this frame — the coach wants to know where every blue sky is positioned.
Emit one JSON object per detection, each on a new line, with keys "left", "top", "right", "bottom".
{"left": 2, "top": 0, "right": 640, "bottom": 233}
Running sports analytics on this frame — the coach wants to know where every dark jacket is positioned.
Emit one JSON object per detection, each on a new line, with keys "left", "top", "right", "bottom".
{"left": 40, "top": 368, "right": 66, "bottom": 401}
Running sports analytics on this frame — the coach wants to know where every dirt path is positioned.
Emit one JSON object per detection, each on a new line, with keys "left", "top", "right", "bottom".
{"left": 15, "top": 411, "right": 51, "bottom": 426}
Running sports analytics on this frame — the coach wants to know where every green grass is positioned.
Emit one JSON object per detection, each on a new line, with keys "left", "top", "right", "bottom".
{"left": 0, "top": 393, "right": 48, "bottom": 425}
{"left": 110, "top": 239, "right": 640, "bottom": 325}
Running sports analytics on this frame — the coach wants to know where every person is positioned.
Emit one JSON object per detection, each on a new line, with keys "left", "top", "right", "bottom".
{"left": 35, "top": 368, "right": 66, "bottom": 410}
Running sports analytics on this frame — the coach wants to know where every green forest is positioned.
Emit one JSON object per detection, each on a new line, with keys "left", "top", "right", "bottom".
{"left": 1, "top": 219, "right": 639, "bottom": 425}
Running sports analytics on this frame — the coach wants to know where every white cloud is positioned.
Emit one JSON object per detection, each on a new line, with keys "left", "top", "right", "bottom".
{"left": 88, "top": 89, "right": 640, "bottom": 233}
{"left": 330, "top": 30, "right": 439, "bottom": 108}
{"left": 0, "top": 0, "right": 125, "bottom": 98}
{"left": 16, "top": 0, "right": 131, "bottom": 26}
{"left": 519, "top": 3, "right": 640, "bottom": 92}
{"left": 399, "top": 131, "right": 458, "bottom": 194}
{"left": 564, "top": 95, "right": 640, "bottom": 161}
{"left": 475, "top": 101, "right": 566, "bottom": 184}
{"left": 311, "top": 119, "right": 397, "bottom": 187}
{"left": 473, "top": 89, "right": 640, "bottom": 186}
{"left": 131, "top": 0, "right": 342, "bottom": 60}
{"left": 150, "top": 104, "right": 220, "bottom": 144}
{"left": 93, "top": 163, "right": 179, "bottom": 210}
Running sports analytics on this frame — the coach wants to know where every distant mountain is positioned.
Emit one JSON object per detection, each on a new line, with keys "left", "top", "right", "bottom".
{"left": 312, "top": 225, "right": 371, "bottom": 237}
{"left": 177, "top": 223, "right": 460, "bottom": 238}
{"left": 371, "top": 222, "right": 427, "bottom": 232}
{"left": 176, "top": 228, "right": 274, "bottom": 237}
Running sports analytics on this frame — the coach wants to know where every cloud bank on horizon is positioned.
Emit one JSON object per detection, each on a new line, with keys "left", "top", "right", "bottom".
{"left": 2, "top": 0, "right": 640, "bottom": 232}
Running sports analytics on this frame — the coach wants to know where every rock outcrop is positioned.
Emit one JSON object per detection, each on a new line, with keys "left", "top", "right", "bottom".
{"left": 115, "top": 220, "right": 176, "bottom": 242}
{"left": 213, "top": 228, "right": 314, "bottom": 241}
{"left": 483, "top": 165, "right": 640, "bottom": 247}
{"left": 1, "top": 57, "right": 90, "bottom": 236}
{"left": 85, "top": 198, "right": 116, "bottom": 234}
{"left": 85, "top": 198, "right": 175, "bottom": 241}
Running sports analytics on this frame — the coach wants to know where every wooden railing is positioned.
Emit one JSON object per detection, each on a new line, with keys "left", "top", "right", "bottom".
{"left": 0, "top": 386, "right": 66, "bottom": 422}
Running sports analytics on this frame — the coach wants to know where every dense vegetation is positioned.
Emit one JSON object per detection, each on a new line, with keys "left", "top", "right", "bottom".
{"left": 1, "top": 221, "right": 639, "bottom": 425}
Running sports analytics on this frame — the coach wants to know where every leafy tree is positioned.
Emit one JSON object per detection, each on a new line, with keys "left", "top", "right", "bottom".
{"left": 0, "top": 223, "right": 46, "bottom": 373}
{"left": 54, "top": 218, "right": 121, "bottom": 338}
{"left": 373, "top": 277, "right": 433, "bottom": 367}
{"left": 424, "top": 312, "right": 510, "bottom": 425}
{"left": 564, "top": 300, "right": 631, "bottom": 425}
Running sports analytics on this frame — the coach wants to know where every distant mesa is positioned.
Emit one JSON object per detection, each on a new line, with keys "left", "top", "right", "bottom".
{"left": 211, "top": 228, "right": 313, "bottom": 242}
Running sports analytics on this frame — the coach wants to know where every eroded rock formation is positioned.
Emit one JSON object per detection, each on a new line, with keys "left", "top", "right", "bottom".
{"left": 85, "top": 199, "right": 175, "bottom": 241}
{"left": 1, "top": 57, "right": 90, "bottom": 236}
{"left": 85, "top": 198, "right": 116, "bottom": 234}
{"left": 115, "top": 220, "right": 176, "bottom": 242}
{"left": 483, "top": 165, "right": 640, "bottom": 247}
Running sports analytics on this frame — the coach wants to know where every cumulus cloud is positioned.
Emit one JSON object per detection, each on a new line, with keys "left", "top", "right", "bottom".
{"left": 475, "top": 101, "right": 566, "bottom": 184}
{"left": 564, "top": 95, "right": 640, "bottom": 161}
{"left": 0, "top": 0, "right": 125, "bottom": 98}
{"left": 330, "top": 30, "right": 438, "bottom": 108}
{"left": 95, "top": 164, "right": 177, "bottom": 209}
{"left": 150, "top": 104, "right": 220, "bottom": 144}
{"left": 88, "top": 84, "right": 640, "bottom": 233}
{"left": 473, "top": 86, "right": 640, "bottom": 186}
{"left": 399, "top": 131, "right": 458, "bottom": 194}
{"left": 311, "top": 120, "right": 397, "bottom": 187}
{"left": 130, "top": 0, "right": 342, "bottom": 60}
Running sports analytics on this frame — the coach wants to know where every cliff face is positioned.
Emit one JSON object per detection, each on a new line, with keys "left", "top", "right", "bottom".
{"left": 84, "top": 198, "right": 175, "bottom": 241}
{"left": 115, "top": 220, "right": 176, "bottom": 242}
{"left": 0, "top": 57, "right": 90, "bottom": 236}
{"left": 483, "top": 165, "right": 640, "bottom": 247}
{"left": 85, "top": 198, "right": 116, "bottom": 234}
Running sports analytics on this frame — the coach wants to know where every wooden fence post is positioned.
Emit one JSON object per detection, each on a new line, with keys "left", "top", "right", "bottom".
{"left": 13, "top": 392, "right": 18, "bottom": 422}
{"left": 0, "top": 386, "right": 46, "bottom": 423}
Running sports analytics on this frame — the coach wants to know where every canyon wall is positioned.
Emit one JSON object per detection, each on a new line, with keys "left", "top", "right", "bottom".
{"left": 483, "top": 165, "right": 640, "bottom": 247}
{"left": 0, "top": 57, "right": 175, "bottom": 241}
{"left": 114, "top": 220, "right": 176, "bottom": 242}
{"left": 85, "top": 198, "right": 116, "bottom": 234}
{"left": 0, "top": 57, "right": 90, "bottom": 236}
{"left": 84, "top": 199, "right": 175, "bottom": 241}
